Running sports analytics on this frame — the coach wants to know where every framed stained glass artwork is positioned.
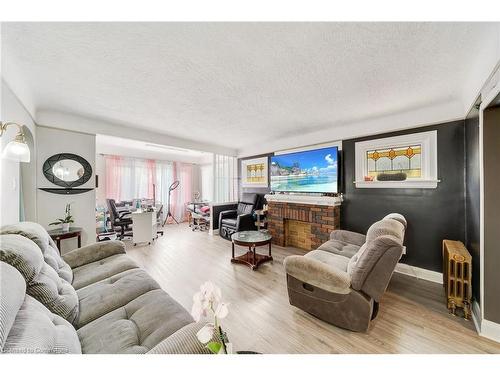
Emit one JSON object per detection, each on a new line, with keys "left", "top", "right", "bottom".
{"left": 354, "top": 130, "right": 438, "bottom": 188}
{"left": 241, "top": 157, "right": 269, "bottom": 187}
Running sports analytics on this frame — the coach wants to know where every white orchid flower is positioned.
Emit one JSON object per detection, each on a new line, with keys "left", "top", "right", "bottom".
{"left": 192, "top": 281, "right": 231, "bottom": 353}
{"left": 196, "top": 323, "right": 215, "bottom": 344}
{"left": 200, "top": 281, "right": 221, "bottom": 303}
{"left": 215, "top": 302, "right": 230, "bottom": 320}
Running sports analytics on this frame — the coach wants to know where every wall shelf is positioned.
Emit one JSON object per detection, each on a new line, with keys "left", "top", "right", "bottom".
{"left": 39, "top": 187, "right": 94, "bottom": 195}
{"left": 353, "top": 179, "right": 440, "bottom": 189}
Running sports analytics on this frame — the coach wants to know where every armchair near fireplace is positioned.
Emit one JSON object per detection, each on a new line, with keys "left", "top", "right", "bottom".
{"left": 283, "top": 213, "right": 407, "bottom": 332}
{"left": 218, "top": 193, "right": 260, "bottom": 240}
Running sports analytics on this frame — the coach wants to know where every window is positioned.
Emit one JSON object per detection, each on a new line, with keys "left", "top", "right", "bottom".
{"left": 213, "top": 154, "right": 238, "bottom": 202}
{"left": 355, "top": 130, "right": 438, "bottom": 188}
{"left": 366, "top": 145, "right": 422, "bottom": 179}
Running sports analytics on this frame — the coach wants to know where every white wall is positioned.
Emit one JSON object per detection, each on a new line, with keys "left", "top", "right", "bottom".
{"left": 95, "top": 153, "right": 106, "bottom": 207}
{"left": 0, "top": 81, "right": 36, "bottom": 226}
{"left": 200, "top": 163, "right": 214, "bottom": 202}
{"left": 36, "top": 126, "right": 96, "bottom": 253}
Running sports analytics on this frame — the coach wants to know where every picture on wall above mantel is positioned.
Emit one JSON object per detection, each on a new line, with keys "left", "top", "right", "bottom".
{"left": 354, "top": 130, "right": 439, "bottom": 189}
{"left": 241, "top": 156, "right": 269, "bottom": 188}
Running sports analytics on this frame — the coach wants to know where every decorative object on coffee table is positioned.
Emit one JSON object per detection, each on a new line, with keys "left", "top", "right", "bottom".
{"left": 191, "top": 281, "right": 232, "bottom": 354}
{"left": 442, "top": 240, "right": 472, "bottom": 319}
{"left": 48, "top": 226, "right": 82, "bottom": 254}
{"left": 231, "top": 231, "right": 272, "bottom": 270}
{"left": 49, "top": 203, "right": 74, "bottom": 232}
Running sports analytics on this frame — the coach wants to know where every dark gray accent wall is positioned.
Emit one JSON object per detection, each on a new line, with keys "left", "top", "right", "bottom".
{"left": 465, "top": 103, "right": 481, "bottom": 303}
{"left": 341, "top": 121, "right": 466, "bottom": 272}
{"left": 483, "top": 105, "right": 500, "bottom": 324}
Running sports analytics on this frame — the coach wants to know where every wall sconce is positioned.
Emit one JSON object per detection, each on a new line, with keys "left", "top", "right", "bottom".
{"left": 0, "top": 121, "right": 31, "bottom": 163}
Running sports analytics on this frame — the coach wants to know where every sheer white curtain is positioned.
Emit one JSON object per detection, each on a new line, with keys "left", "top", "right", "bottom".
{"left": 105, "top": 156, "right": 194, "bottom": 223}
{"left": 214, "top": 154, "right": 238, "bottom": 203}
{"left": 172, "top": 163, "right": 193, "bottom": 221}
{"left": 155, "top": 160, "right": 174, "bottom": 220}
{"left": 105, "top": 156, "right": 155, "bottom": 201}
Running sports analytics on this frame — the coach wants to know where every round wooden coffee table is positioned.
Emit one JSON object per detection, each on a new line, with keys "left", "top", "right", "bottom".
{"left": 231, "top": 231, "right": 273, "bottom": 270}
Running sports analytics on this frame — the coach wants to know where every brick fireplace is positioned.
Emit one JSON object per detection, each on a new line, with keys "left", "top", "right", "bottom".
{"left": 265, "top": 195, "right": 341, "bottom": 251}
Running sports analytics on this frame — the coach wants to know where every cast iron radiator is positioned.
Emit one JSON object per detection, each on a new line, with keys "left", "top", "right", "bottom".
{"left": 442, "top": 239, "right": 472, "bottom": 320}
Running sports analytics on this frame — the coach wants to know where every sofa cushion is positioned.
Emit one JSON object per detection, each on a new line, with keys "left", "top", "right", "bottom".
{"left": 62, "top": 240, "right": 127, "bottom": 269}
{"left": 317, "top": 239, "right": 360, "bottom": 258}
{"left": 1, "top": 222, "right": 73, "bottom": 283}
{"left": 0, "top": 234, "right": 79, "bottom": 324}
{"left": 305, "top": 250, "right": 350, "bottom": 271}
{"left": 0, "top": 262, "right": 26, "bottom": 350}
{"left": 77, "top": 289, "right": 193, "bottom": 354}
{"left": 1, "top": 262, "right": 81, "bottom": 354}
{"left": 75, "top": 269, "right": 161, "bottom": 328}
{"left": 71, "top": 253, "right": 139, "bottom": 290}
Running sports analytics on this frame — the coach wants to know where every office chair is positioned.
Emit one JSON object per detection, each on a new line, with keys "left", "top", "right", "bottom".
{"left": 106, "top": 199, "right": 133, "bottom": 240}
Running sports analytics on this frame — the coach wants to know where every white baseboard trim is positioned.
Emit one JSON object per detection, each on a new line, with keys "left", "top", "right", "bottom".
{"left": 472, "top": 301, "right": 482, "bottom": 335}
{"left": 468, "top": 300, "right": 500, "bottom": 343}
{"left": 394, "top": 263, "right": 443, "bottom": 284}
{"left": 481, "top": 319, "right": 500, "bottom": 343}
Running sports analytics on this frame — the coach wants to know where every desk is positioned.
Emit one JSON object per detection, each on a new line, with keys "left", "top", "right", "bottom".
{"left": 131, "top": 210, "right": 156, "bottom": 246}
{"left": 48, "top": 227, "right": 82, "bottom": 254}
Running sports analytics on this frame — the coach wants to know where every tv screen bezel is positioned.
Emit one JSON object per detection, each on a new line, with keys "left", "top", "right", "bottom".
{"left": 270, "top": 146, "right": 340, "bottom": 194}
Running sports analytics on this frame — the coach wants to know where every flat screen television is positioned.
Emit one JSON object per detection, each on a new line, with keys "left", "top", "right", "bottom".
{"left": 270, "top": 146, "right": 339, "bottom": 193}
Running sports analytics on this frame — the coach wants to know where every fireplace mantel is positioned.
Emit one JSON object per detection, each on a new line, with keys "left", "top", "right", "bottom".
{"left": 264, "top": 194, "right": 342, "bottom": 207}
{"left": 265, "top": 195, "right": 341, "bottom": 250}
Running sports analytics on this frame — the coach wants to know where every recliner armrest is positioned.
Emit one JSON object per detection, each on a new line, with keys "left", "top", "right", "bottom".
{"left": 284, "top": 255, "right": 351, "bottom": 294}
{"left": 219, "top": 210, "right": 237, "bottom": 218}
{"left": 236, "top": 213, "right": 255, "bottom": 231}
{"left": 330, "top": 230, "right": 366, "bottom": 247}
{"left": 62, "top": 240, "right": 126, "bottom": 269}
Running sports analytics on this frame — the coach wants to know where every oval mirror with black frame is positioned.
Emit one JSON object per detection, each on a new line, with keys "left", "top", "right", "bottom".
{"left": 43, "top": 153, "right": 93, "bottom": 188}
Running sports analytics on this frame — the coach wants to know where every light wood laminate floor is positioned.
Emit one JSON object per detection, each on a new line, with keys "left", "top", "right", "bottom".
{"left": 125, "top": 224, "right": 500, "bottom": 354}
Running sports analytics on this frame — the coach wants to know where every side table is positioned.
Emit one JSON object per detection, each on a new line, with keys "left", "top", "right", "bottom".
{"left": 48, "top": 227, "right": 83, "bottom": 254}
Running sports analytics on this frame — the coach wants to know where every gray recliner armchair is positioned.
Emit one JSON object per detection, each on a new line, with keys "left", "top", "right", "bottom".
{"left": 284, "top": 213, "right": 407, "bottom": 332}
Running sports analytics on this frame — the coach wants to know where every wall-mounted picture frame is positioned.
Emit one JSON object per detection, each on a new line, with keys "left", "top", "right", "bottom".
{"left": 241, "top": 156, "right": 269, "bottom": 188}
{"left": 354, "top": 130, "right": 439, "bottom": 189}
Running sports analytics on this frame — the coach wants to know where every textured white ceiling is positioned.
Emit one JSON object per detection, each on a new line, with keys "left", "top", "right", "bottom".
{"left": 2, "top": 22, "right": 498, "bottom": 154}
{"left": 96, "top": 134, "right": 211, "bottom": 164}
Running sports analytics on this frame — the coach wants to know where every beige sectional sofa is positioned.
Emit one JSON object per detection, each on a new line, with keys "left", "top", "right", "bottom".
{"left": 0, "top": 222, "right": 209, "bottom": 354}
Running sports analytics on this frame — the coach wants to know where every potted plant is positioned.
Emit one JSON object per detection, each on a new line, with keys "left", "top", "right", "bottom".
{"left": 49, "top": 203, "right": 74, "bottom": 232}
{"left": 191, "top": 281, "right": 231, "bottom": 354}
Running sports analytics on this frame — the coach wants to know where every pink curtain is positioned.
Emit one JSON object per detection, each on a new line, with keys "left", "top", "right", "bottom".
{"left": 105, "top": 156, "right": 123, "bottom": 201}
{"left": 105, "top": 156, "right": 156, "bottom": 202}
{"left": 104, "top": 156, "right": 193, "bottom": 223}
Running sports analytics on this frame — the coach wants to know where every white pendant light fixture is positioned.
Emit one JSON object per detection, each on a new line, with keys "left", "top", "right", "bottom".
{"left": 0, "top": 121, "right": 31, "bottom": 163}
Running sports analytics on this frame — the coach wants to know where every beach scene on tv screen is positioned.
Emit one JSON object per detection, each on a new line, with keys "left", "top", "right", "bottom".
{"left": 270, "top": 147, "right": 338, "bottom": 193}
